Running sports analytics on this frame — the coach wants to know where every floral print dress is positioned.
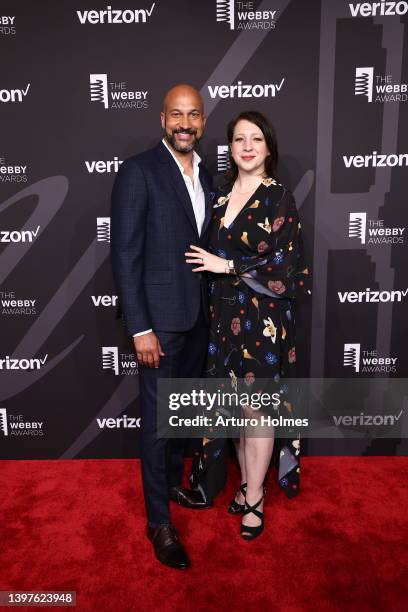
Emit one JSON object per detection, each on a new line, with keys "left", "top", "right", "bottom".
{"left": 190, "top": 177, "right": 310, "bottom": 500}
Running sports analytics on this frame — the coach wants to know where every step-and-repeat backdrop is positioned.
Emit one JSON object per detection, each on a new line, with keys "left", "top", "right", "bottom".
{"left": 1, "top": 1, "right": 407, "bottom": 458}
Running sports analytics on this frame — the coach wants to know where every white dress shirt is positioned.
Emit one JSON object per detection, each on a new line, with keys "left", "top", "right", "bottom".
{"left": 161, "top": 138, "right": 206, "bottom": 235}
{"left": 134, "top": 139, "right": 206, "bottom": 337}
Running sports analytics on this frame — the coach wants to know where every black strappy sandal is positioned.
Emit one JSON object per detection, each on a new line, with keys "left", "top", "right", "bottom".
{"left": 227, "top": 482, "right": 247, "bottom": 514}
{"left": 240, "top": 495, "right": 265, "bottom": 540}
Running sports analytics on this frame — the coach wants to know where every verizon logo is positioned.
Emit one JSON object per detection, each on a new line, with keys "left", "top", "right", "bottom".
{"left": 338, "top": 288, "right": 408, "bottom": 303}
{"left": 76, "top": 4, "right": 156, "bottom": 24}
{"left": 96, "top": 415, "right": 141, "bottom": 428}
{"left": 208, "top": 80, "right": 285, "bottom": 99}
{"left": 349, "top": 1, "right": 408, "bottom": 16}
{"left": 91, "top": 295, "right": 118, "bottom": 307}
{"left": 85, "top": 157, "right": 122, "bottom": 173}
{"left": 0, "top": 226, "right": 40, "bottom": 243}
{"left": 343, "top": 152, "right": 408, "bottom": 168}
{"left": 0, "top": 83, "right": 30, "bottom": 103}
{"left": 333, "top": 410, "right": 404, "bottom": 426}
{"left": 0, "top": 355, "right": 48, "bottom": 370}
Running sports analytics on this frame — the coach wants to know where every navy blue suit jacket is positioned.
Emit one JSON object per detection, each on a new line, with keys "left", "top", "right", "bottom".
{"left": 110, "top": 141, "right": 213, "bottom": 335}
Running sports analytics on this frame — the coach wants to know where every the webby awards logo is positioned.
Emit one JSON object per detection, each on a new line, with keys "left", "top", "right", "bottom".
{"left": 355, "top": 67, "right": 408, "bottom": 103}
{"left": 97, "top": 217, "right": 110, "bottom": 242}
{"left": 89, "top": 74, "right": 148, "bottom": 110}
{"left": 1, "top": 290, "right": 37, "bottom": 316}
{"left": 101, "top": 347, "right": 138, "bottom": 376}
{"left": 217, "top": 146, "right": 230, "bottom": 172}
{"left": 0, "top": 408, "right": 45, "bottom": 437}
{"left": 0, "top": 408, "right": 8, "bottom": 436}
{"left": 0, "top": 156, "right": 28, "bottom": 183}
{"left": 0, "top": 15, "right": 16, "bottom": 35}
{"left": 348, "top": 212, "right": 405, "bottom": 245}
{"left": 343, "top": 344, "right": 397, "bottom": 373}
{"left": 216, "top": 0, "right": 277, "bottom": 30}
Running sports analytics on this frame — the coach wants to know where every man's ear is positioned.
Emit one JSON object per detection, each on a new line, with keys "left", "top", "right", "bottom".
{"left": 160, "top": 112, "right": 165, "bottom": 130}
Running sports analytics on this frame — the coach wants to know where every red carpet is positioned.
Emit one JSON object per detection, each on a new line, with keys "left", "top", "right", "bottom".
{"left": 0, "top": 457, "right": 407, "bottom": 612}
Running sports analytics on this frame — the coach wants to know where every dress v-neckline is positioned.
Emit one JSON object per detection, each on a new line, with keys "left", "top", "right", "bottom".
{"left": 222, "top": 182, "right": 263, "bottom": 229}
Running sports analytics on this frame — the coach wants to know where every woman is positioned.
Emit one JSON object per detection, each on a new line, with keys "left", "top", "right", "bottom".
{"left": 185, "top": 111, "right": 309, "bottom": 539}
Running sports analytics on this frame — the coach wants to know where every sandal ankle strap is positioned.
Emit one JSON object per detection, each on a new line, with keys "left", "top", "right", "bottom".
{"left": 239, "top": 482, "right": 247, "bottom": 496}
{"left": 243, "top": 495, "right": 264, "bottom": 520}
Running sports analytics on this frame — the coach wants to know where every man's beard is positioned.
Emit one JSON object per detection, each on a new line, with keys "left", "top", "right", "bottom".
{"left": 164, "top": 128, "right": 199, "bottom": 153}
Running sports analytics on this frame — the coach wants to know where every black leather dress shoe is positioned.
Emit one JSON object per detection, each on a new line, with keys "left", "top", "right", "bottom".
{"left": 147, "top": 524, "right": 191, "bottom": 570}
{"left": 169, "top": 486, "right": 213, "bottom": 509}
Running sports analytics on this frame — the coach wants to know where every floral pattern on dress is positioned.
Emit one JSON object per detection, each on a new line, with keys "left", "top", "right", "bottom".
{"left": 190, "top": 179, "right": 310, "bottom": 500}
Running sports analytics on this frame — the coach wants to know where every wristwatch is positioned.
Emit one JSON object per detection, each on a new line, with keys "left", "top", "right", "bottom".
{"left": 226, "top": 259, "right": 235, "bottom": 274}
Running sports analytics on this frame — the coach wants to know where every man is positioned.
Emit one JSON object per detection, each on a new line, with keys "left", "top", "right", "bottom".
{"left": 110, "top": 84, "right": 213, "bottom": 570}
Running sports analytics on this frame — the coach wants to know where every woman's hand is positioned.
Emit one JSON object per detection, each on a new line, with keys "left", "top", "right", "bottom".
{"left": 185, "top": 245, "right": 229, "bottom": 274}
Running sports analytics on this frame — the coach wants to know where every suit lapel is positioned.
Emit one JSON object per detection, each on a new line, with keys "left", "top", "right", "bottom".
{"left": 155, "top": 142, "right": 199, "bottom": 235}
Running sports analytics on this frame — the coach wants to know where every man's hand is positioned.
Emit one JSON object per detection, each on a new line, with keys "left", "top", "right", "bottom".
{"left": 134, "top": 332, "right": 165, "bottom": 368}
